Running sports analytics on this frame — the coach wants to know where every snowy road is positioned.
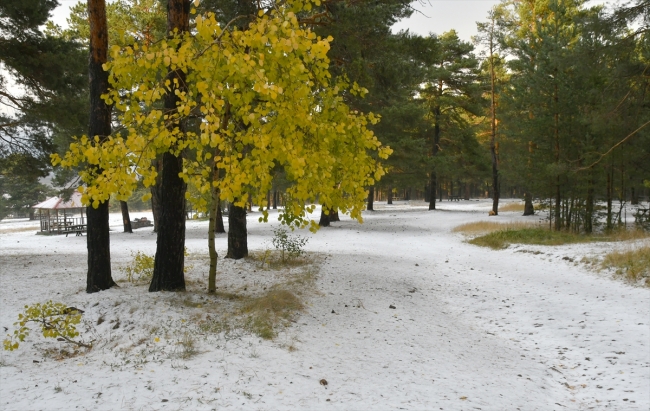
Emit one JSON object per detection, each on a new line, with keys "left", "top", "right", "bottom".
{"left": 1, "top": 200, "right": 648, "bottom": 410}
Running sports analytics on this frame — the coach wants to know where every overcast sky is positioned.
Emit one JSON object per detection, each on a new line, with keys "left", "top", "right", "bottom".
{"left": 50, "top": 0, "right": 626, "bottom": 43}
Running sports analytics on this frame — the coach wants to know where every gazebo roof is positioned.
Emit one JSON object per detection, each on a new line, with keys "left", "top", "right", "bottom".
{"left": 33, "top": 192, "right": 85, "bottom": 210}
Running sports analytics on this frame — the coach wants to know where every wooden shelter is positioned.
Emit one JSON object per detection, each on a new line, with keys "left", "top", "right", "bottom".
{"left": 33, "top": 192, "right": 87, "bottom": 235}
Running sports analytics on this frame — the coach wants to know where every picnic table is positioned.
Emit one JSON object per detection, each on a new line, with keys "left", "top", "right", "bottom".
{"left": 64, "top": 224, "right": 86, "bottom": 236}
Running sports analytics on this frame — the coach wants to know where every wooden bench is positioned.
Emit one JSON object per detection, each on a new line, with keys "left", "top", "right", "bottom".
{"left": 448, "top": 195, "right": 462, "bottom": 201}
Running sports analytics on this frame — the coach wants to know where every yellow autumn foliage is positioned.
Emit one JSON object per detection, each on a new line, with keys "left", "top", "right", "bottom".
{"left": 52, "top": 1, "right": 391, "bottom": 231}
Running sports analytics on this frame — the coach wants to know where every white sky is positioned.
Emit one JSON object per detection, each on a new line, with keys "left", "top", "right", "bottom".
{"left": 393, "top": 0, "right": 626, "bottom": 40}
{"left": 49, "top": 0, "right": 625, "bottom": 43}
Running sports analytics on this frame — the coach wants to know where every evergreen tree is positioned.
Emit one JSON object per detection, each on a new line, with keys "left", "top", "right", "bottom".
{"left": 417, "top": 31, "right": 482, "bottom": 210}
{"left": 1, "top": 0, "right": 86, "bottom": 202}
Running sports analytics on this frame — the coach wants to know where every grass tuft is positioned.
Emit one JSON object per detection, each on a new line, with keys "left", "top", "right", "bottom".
{"left": 469, "top": 227, "right": 594, "bottom": 249}
{"left": 601, "top": 246, "right": 650, "bottom": 286}
{"left": 466, "top": 226, "right": 649, "bottom": 250}
{"left": 499, "top": 202, "right": 526, "bottom": 212}
{"left": 248, "top": 250, "right": 315, "bottom": 270}
{"left": 241, "top": 290, "right": 304, "bottom": 340}
{"left": 453, "top": 221, "right": 537, "bottom": 234}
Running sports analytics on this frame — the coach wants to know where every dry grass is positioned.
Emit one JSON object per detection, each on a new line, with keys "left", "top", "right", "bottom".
{"left": 0, "top": 226, "right": 39, "bottom": 234}
{"left": 601, "top": 245, "right": 650, "bottom": 286}
{"left": 599, "top": 228, "right": 650, "bottom": 242}
{"left": 194, "top": 259, "right": 319, "bottom": 341}
{"left": 241, "top": 289, "right": 305, "bottom": 339}
{"left": 248, "top": 249, "right": 316, "bottom": 270}
{"left": 453, "top": 221, "right": 538, "bottom": 234}
{"left": 464, "top": 224, "right": 649, "bottom": 250}
{"left": 499, "top": 202, "right": 526, "bottom": 212}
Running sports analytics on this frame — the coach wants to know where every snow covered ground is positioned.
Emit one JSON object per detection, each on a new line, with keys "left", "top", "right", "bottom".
{"left": 0, "top": 199, "right": 648, "bottom": 410}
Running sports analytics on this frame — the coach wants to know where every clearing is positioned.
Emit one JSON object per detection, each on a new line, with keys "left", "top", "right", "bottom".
{"left": 0, "top": 200, "right": 648, "bottom": 410}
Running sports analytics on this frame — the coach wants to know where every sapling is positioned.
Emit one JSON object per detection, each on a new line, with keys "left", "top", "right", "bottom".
{"left": 272, "top": 228, "right": 309, "bottom": 262}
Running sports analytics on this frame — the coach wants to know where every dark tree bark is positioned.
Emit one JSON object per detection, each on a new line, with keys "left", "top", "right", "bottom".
{"left": 273, "top": 190, "right": 278, "bottom": 209}
{"left": 553, "top": 81, "right": 561, "bottom": 231}
{"left": 150, "top": 158, "right": 162, "bottom": 232}
{"left": 630, "top": 187, "right": 638, "bottom": 205}
{"left": 387, "top": 187, "right": 393, "bottom": 204}
{"left": 208, "top": 187, "right": 219, "bottom": 293}
{"left": 215, "top": 197, "right": 225, "bottom": 233}
{"left": 429, "top": 105, "right": 441, "bottom": 210}
{"left": 464, "top": 183, "right": 470, "bottom": 201}
{"left": 367, "top": 186, "right": 374, "bottom": 211}
{"left": 428, "top": 173, "right": 437, "bottom": 210}
{"left": 150, "top": 151, "right": 187, "bottom": 291}
{"left": 226, "top": 204, "right": 248, "bottom": 259}
{"left": 488, "top": 32, "right": 499, "bottom": 216}
{"left": 330, "top": 209, "right": 340, "bottom": 222}
{"left": 120, "top": 201, "right": 132, "bottom": 233}
{"left": 318, "top": 207, "right": 330, "bottom": 227}
{"left": 523, "top": 191, "right": 534, "bottom": 216}
{"left": 149, "top": 0, "right": 190, "bottom": 292}
{"left": 606, "top": 165, "right": 613, "bottom": 231}
{"left": 86, "top": 0, "right": 115, "bottom": 293}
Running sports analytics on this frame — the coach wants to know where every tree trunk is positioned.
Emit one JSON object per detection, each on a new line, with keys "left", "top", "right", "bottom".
{"left": 523, "top": 192, "right": 534, "bottom": 216}
{"left": 120, "top": 201, "right": 132, "bottom": 233}
{"left": 150, "top": 158, "right": 162, "bottom": 232}
{"left": 226, "top": 203, "right": 248, "bottom": 259}
{"left": 429, "top": 105, "right": 441, "bottom": 210}
{"left": 215, "top": 197, "right": 225, "bottom": 233}
{"left": 149, "top": 0, "right": 189, "bottom": 292}
{"left": 606, "top": 165, "right": 613, "bottom": 231}
{"left": 86, "top": 201, "right": 114, "bottom": 292}
{"left": 464, "top": 183, "right": 470, "bottom": 201}
{"left": 387, "top": 187, "right": 393, "bottom": 205}
{"left": 273, "top": 190, "right": 278, "bottom": 209}
{"left": 150, "top": 151, "right": 187, "bottom": 291}
{"left": 489, "top": 32, "right": 499, "bottom": 216}
{"left": 367, "top": 186, "right": 374, "bottom": 211}
{"left": 86, "top": 0, "right": 115, "bottom": 293}
{"left": 553, "top": 79, "right": 561, "bottom": 231}
{"left": 329, "top": 208, "right": 340, "bottom": 222}
{"left": 208, "top": 187, "right": 219, "bottom": 293}
{"left": 630, "top": 187, "right": 638, "bottom": 205}
{"left": 428, "top": 173, "right": 436, "bottom": 210}
{"left": 318, "top": 207, "right": 330, "bottom": 227}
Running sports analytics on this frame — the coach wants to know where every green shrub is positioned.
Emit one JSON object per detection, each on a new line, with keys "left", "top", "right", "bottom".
{"left": 272, "top": 228, "right": 308, "bottom": 262}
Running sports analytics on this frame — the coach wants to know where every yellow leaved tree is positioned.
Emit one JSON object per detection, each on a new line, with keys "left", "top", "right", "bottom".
{"left": 53, "top": 1, "right": 391, "bottom": 289}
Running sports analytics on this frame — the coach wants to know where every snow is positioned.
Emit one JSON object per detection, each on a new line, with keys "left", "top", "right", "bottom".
{"left": 1, "top": 199, "right": 648, "bottom": 410}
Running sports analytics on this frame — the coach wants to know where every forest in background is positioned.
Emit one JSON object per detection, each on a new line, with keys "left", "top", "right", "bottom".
{"left": 1, "top": 0, "right": 648, "bottom": 236}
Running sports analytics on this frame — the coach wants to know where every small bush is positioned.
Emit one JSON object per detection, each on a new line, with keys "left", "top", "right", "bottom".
{"left": 122, "top": 251, "right": 155, "bottom": 283}
{"left": 272, "top": 228, "right": 308, "bottom": 262}
{"left": 122, "top": 248, "right": 193, "bottom": 282}
{"left": 3, "top": 301, "right": 90, "bottom": 351}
